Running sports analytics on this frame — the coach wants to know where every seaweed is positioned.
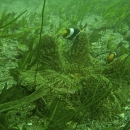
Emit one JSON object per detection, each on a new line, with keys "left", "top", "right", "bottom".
{"left": 45, "top": 97, "right": 75, "bottom": 130}
{"left": 0, "top": 0, "right": 130, "bottom": 130}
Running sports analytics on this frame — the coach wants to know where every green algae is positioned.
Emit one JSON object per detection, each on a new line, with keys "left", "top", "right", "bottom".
{"left": 0, "top": 0, "right": 130, "bottom": 129}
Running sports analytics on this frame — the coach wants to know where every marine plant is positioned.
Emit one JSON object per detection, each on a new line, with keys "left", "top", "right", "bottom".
{"left": 102, "top": 1, "right": 130, "bottom": 27}
{"left": 0, "top": 30, "right": 130, "bottom": 129}
{"left": 0, "top": 0, "right": 130, "bottom": 130}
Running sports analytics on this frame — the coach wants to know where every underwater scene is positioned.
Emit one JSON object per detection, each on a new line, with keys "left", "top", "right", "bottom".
{"left": 0, "top": 0, "right": 130, "bottom": 130}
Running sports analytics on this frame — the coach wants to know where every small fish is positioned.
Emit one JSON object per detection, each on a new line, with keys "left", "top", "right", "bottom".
{"left": 62, "top": 28, "right": 80, "bottom": 40}
{"left": 107, "top": 52, "right": 116, "bottom": 64}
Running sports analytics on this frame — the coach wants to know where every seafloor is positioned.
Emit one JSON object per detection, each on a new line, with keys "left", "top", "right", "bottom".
{"left": 0, "top": 0, "right": 130, "bottom": 130}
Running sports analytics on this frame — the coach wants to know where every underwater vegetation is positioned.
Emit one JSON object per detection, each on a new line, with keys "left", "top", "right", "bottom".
{"left": 0, "top": 0, "right": 130, "bottom": 130}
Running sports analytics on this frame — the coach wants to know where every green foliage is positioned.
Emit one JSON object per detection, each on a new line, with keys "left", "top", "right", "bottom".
{"left": 0, "top": 84, "right": 26, "bottom": 104}
{"left": 107, "top": 34, "right": 116, "bottom": 50}
{"left": 0, "top": 8, "right": 41, "bottom": 70}
{"left": 102, "top": 1, "right": 130, "bottom": 26}
{"left": 121, "top": 120, "right": 130, "bottom": 130}
{"left": 100, "top": 127, "right": 116, "bottom": 130}
{"left": 89, "top": 30, "right": 102, "bottom": 43}
{"left": 0, "top": 113, "right": 20, "bottom": 130}
{"left": 0, "top": 0, "right": 130, "bottom": 130}
{"left": 0, "top": 9, "right": 27, "bottom": 29}
{"left": 106, "top": 34, "right": 129, "bottom": 56}
{"left": 45, "top": 97, "right": 75, "bottom": 130}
